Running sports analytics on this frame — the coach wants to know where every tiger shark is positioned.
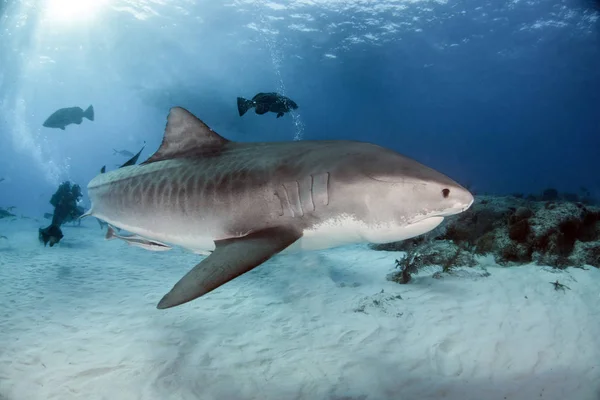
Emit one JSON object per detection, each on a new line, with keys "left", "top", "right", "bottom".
{"left": 85, "top": 107, "right": 474, "bottom": 310}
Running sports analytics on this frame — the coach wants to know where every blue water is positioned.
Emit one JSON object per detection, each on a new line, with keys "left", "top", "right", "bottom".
{"left": 1, "top": 1, "right": 600, "bottom": 399}
{"left": 0, "top": 0, "right": 598, "bottom": 215}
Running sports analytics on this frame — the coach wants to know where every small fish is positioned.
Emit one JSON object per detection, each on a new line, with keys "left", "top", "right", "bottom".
{"left": 43, "top": 105, "right": 94, "bottom": 130}
{"left": 0, "top": 177, "right": 4, "bottom": 183}
{"left": 118, "top": 142, "right": 146, "bottom": 168}
{"left": 105, "top": 225, "right": 172, "bottom": 252}
{"left": 0, "top": 235, "right": 7, "bottom": 240}
{"left": 0, "top": 208, "right": 16, "bottom": 219}
{"left": 237, "top": 92, "right": 298, "bottom": 118}
{"left": 113, "top": 149, "right": 134, "bottom": 158}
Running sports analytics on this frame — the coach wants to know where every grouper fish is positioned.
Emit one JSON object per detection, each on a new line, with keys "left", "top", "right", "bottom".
{"left": 237, "top": 92, "right": 298, "bottom": 118}
{"left": 43, "top": 105, "right": 94, "bottom": 130}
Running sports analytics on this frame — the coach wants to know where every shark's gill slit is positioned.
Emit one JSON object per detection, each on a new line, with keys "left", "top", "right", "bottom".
{"left": 325, "top": 172, "right": 330, "bottom": 205}
{"left": 286, "top": 180, "right": 303, "bottom": 217}
{"left": 273, "top": 191, "right": 284, "bottom": 216}
{"left": 281, "top": 184, "right": 295, "bottom": 217}
{"left": 307, "top": 175, "right": 315, "bottom": 212}
{"left": 312, "top": 172, "right": 330, "bottom": 207}
{"left": 296, "top": 180, "right": 304, "bottom": 216}
{"left": 298, "top": 175, "right": 314, "bottom": 214}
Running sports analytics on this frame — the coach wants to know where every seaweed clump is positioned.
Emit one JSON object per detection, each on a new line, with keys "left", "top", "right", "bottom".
{"left": 39, "top": 181, "right": 84, "bottom": 247}
{"left": 441, "top": 196, "right": 598, "bottom": 268}
{"left": 387, "top": 241, "right": 476, "bottom": 284}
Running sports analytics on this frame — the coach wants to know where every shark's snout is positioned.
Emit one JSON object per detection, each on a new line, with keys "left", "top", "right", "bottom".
{"left": 439, "top": 187, "right": 474, "bottom": 217}
{"left": 464, "top": 196, "right": 474, "bottom": 211}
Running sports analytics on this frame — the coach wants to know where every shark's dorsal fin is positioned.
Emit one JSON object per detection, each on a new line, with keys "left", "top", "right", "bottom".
{"left": 142, "top": 107, "right": 229, "bottom": 165}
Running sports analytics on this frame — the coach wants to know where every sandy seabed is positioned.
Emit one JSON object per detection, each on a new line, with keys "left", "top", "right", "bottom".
{"left": 0, "top": 218, "right": 599, "bottom": 400}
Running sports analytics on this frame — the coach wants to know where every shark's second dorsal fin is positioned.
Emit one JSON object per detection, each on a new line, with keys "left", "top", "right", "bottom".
{"left": 142, "top": 107, "right": 229, "bottom": 164}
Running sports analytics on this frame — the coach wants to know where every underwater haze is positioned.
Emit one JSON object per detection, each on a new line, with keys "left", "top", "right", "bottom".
{"left": 1, "top": 1, "right": 600, "bottom": 400}
{"left": 0, "top": 0, "right": 599, "bottom": 211}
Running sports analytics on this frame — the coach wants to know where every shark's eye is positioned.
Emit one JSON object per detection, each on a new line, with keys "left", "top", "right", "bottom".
{"left": 442, "top": 188, "right": 450, "bottom": 198}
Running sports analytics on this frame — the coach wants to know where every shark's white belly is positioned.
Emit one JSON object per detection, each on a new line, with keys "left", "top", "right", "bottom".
{"left": 99, "top": 212, "right": 445, "bottom": 256}
{"left": 284, "top": 214, "right": 444, "bottom": 254}
{"left": 94, "top": 213, "right": 217, "bottom": 252}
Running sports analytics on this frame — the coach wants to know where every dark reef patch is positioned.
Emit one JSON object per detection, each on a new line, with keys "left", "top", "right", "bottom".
{"left": 372, "top": 192, "right": 600, "bottom": 272}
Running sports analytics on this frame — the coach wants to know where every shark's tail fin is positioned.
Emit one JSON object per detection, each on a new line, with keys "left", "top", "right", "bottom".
{"left": 237, "top": 97, "right": 254, "bottom": 117}
{"left": 83, "top": 105, "right": 94, "bottom": 121}
{"left": 105, "top": 225, "right": 117, "bottom": 240}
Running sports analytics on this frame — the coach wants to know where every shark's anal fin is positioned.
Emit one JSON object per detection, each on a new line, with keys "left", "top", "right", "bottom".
{"left": 105, "top": 225, "right": 117, "bottom": 240}
{"left": 156, "top": 226, "right": 302, "bottom": 309}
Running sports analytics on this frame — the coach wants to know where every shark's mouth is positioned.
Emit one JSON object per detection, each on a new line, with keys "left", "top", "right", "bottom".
{"left": 356, "top": 215, "right": 446, "bottom": 244}
{"left": 405, "top": 215, "right": 445, "bottom": 229}
{"left": 439, "top": 198, "right": 474, "bottom": 216}
{"left": 410, "top": 198, "right": 474, "bottom": 221}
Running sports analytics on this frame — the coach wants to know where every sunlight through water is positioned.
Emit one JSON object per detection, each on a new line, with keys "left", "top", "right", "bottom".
{"left": 43, "top": 0, "right": 112, "bottom": 24}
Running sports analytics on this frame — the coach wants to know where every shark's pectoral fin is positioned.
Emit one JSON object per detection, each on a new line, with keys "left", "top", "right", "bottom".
{"left": 156, "top": 226, "right": 302, "bottom": 309}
